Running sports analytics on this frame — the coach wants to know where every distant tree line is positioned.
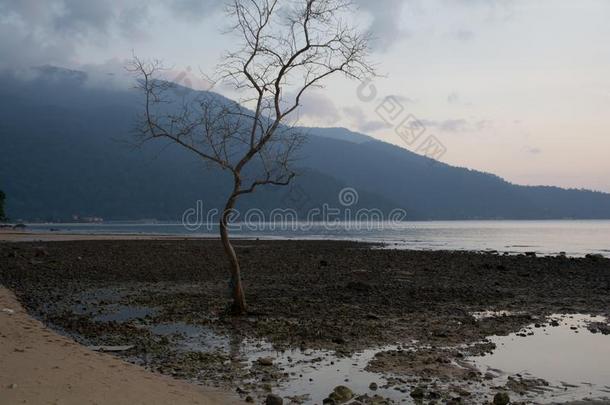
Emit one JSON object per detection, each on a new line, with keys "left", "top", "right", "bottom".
{"left": 0, "top": 190, "right": 5, "bottom": 221}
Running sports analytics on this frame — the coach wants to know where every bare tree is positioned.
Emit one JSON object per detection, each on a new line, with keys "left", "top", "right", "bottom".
{"left": 129, "top": 0, "right": 374, "bottom": 315}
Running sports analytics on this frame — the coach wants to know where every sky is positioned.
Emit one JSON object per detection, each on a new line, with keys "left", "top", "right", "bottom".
{"left": 1, "top": 0, "right": 609, "bottom": 192}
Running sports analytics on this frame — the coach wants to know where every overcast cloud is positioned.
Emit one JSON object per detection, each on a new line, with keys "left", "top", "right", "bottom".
{"left": 1, "top": 0, "right": 610, "bottom": 192}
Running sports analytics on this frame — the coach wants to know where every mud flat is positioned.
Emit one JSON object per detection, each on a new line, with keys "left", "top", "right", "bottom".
{"left": 1, "top": 239, "right": 609, "bottom": 404}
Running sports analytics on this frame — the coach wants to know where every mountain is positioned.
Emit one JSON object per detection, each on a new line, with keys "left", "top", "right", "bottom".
{"left": 1, "top": 66, "right": 609, "bottom": 221}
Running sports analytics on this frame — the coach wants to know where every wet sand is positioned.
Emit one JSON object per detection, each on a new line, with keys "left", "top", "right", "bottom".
{"left": 1, "top": 238, "right": 609, "bottom": 404}
{"left": 0, "top": 286, "right": 238, "bottom": 405}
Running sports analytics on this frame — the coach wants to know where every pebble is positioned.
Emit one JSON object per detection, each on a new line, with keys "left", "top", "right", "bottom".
{"left": 410, "top": 386, "right": 425, "bottom": 399}
{"left": 493, "top": 392, "right": 510, "bottom": 405}
{"left": 257, "top": 357, "right": 274, "bottom": 366}
{"left": 265, "top": 394, "right": 283, "bottom": 405}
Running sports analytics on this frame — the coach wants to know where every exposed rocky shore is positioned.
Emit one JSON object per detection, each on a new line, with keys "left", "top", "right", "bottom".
{"left": 1, "top": 239, "right": 609, "bottom": 404}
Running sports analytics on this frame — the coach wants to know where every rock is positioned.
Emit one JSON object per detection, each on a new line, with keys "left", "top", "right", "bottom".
{"left": 332, "top": 336, "right": 346, "bottom": 345}
{"left": 327, "top": 386, "right": 353, "bottom": 403}
{"left": 245, "top": 396, "right": 254, "bottom": 403}
{"left": 558, "top": 251, "right": 567, "bottom": 257}
{"left": 493, "top": 392, "right": 510, "bottom": 405}
{"left": 345, "top": 281, "right": 371, "bottom": 292}
{"left": 550, "top": 320, "right": 560, "bottom": 327}
{"left": 525, "top": 251, "right": 536, "bottom": 257}
{"left": 8, "top": 383, "right": 18, "bottom": 389}
{"left": 319, "top": 260, "right": 328, "bottom": 267}
{"left": 34, "top": 246, "right": 49, "bottom": 257}
{"left": 265, "top": 394, "right": 283, "bottom": 405}
{"left": 257, "top": 357, "right": 274, "bottom": 366}
{"left": 369, "top": 382, "right": 378, "bottom": 391}
{"left": 586, "top": 253, "right": 604, "bottom": 260}
{"left": 410, "top": 387, "right": 425, "bottom": 399}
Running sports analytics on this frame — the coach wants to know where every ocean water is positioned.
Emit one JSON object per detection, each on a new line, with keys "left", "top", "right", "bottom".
{"left": 25, "top": 220, "right": 610, "bottom": 258}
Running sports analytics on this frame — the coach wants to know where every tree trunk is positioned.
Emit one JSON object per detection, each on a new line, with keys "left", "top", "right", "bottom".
{"left": 219, "top": 196, "right": 247, "bottom": 315}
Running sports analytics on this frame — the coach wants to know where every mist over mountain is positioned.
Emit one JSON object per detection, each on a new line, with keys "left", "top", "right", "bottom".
{"left": 1, "top": 67, "right": 609, "bottom": 221}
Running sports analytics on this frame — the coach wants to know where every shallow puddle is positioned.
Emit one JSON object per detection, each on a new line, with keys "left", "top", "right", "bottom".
{"left": 469, "top": 314, "right": 610, "bottom": 403}
{"left": 150, "top": 322, "right": 230, "bottom": 352}
{"left": 93, "top": 304, "right": 157, "bottom": 322}
{"left": 242, "top": 344, "right": 403, "bottom": 404}
{"left": 145, "top": 320, "right": 410, "bottom": 403}
{"left": 73, "top": 299, "right": 610, "bottom": 404}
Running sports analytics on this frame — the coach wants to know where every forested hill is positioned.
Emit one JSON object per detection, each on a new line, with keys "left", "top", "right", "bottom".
{"left": 1, "top": 67, "right": 609, "bottom": 221}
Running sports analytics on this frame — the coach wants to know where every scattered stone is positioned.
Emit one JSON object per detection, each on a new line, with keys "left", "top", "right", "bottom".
{"left": 409, "top": 386, "right": 425, "bottom": 399}
{"left": 493, "top": 392, "right": 510, "bottom": 405}
{"left": 1, "top": 308, "right": 15, "bottom": 315}
{"left": 245, "top": 396, "right": 254, "bottom": 403}
{"left": 8, "top": 383, "right": 18, "bottom": 389}
{"left": 332, "top": 337, "right": 346, "bottom": 345}
{"left": 34, "top": 247, "right": 49, "bottom": 257}
{"left": 257, "top": 357, "right": 274, "bottom": 366}
{"left": 369, "top": 382, "right": 378, "bottom": 391}
{"left": 265, "top": 394, "right": 283, "bottom": 405}
{"left": 585, "top": 253, "right": 604, "bottom": 260}
{"left": 326, "top": 386, "right": 353, "bottom": 403}
{"left": 525, "top": 252, "right": 536, "bottom": 257}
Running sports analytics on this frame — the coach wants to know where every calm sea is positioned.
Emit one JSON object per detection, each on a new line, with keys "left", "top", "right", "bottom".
{"left": 25, "top": 220, "right": 610, "bottom": 258}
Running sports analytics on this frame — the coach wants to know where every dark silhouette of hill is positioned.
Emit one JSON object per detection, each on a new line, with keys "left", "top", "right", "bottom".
{"left": 1, "top": 66, "right": 609, "bottom": 221}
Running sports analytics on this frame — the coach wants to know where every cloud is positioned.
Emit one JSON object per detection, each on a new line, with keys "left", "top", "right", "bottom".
{"left": 525, "top": 146, "right": 542, "bottom": 155}
{"left": 447, "top": 91, "right": 473, "bottom": 106}
{"left": 293, "top": 91, "right": 341, "bottom": 125}
{"left": 452, "top": 29, "right": 475, "bottom": 41}
{"left": 343, "top": 106, "right": 390, "bottom": 133}
{"left": 353, "top": 0, "right": 410, "bottom": 52}
{"left": 388, "top": 94, "right": 416, "bottom": 105}
{"left": 421, "top": 118, "right": 492, "bottom": 133}
{"left": 438, "top": 119, "right": 469, "bottom": 132}
{"left": 168, "top": 0, "right": 224, "bottom": 22}
{"left": 0, "top": 0, "right": 222, "bottom": 70}
{"left": 447, "top": 92, "right": 460, "bottom": 104}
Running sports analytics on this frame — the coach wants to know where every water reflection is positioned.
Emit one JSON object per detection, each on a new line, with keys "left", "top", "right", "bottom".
{"left": 469, "top": 314, "right": 610, "bottom": 403}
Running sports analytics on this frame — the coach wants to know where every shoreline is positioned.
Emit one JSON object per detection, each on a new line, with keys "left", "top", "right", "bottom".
{"left": 0, "top": 285, "right": 239, "bottom": 405}
{"left": 1, "top": 229, "right": 607, "bottom": 259}
{"left": 1, "top": 238, "right": 609, "bottom": 404}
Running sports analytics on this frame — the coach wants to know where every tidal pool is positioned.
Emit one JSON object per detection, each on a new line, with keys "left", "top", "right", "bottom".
{"left": 469, "top": 314, "right": 610, "bottom": 403}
